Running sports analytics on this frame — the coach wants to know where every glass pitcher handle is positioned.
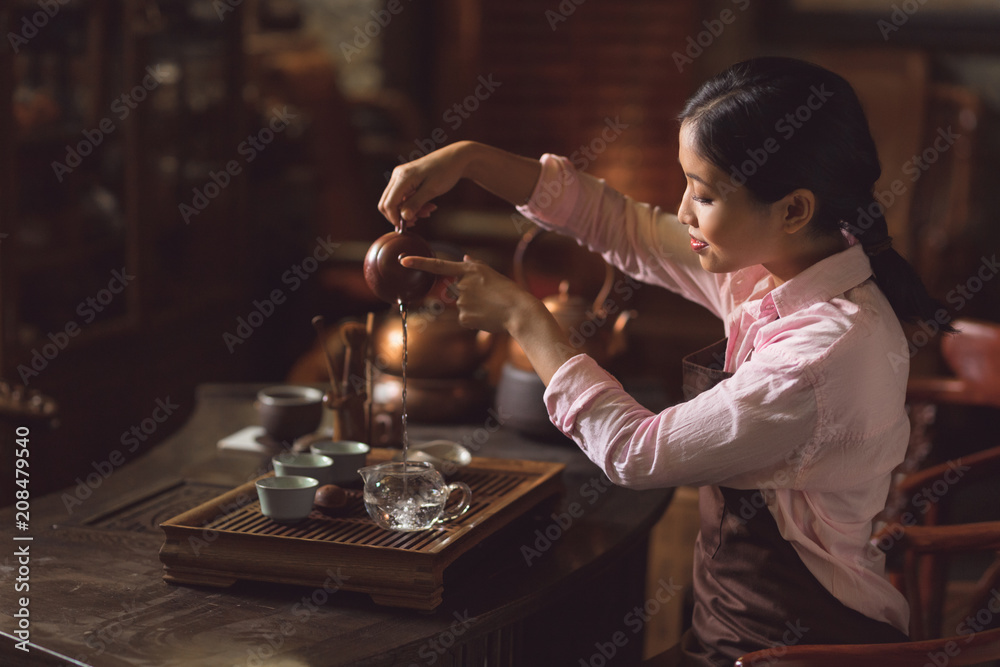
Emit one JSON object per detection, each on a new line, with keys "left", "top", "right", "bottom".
{"left": 439, "top": 482, "right": 472, "bottom": 522}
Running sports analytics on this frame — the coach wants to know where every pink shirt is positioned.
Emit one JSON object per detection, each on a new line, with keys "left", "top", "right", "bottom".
{"left": 517, "top": 154, "right": 910, "bottom": 633}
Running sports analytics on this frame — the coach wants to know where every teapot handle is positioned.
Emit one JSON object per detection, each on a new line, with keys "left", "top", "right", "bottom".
{"left": 512, "top": 227, "right": 615, "bottom": 315}
{"left": 438, "top": 482, "right": 473, "bottom": 523}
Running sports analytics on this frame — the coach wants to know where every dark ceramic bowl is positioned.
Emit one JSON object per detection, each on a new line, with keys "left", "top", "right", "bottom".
{"left": 494, "top": 363, "right": 570, "bottom": 442}
{"left": 256, "top": 385, "right": 324, "bottom": 444}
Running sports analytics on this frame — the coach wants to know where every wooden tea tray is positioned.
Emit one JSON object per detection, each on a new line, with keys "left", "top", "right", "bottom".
{"left": 158, "top": 449, "right": 564, "bottom": 610}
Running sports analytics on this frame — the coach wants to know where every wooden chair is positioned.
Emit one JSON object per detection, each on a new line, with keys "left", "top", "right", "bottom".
{"left": 883, "top": 317, "right": 1000, "bottom": 510}
{"left": 907, "top": 318, "right": 1000, "bottom": 410}
{"left": 734, "top": 626, "right": 1000, "bottom": 667}
{"left": 883, "top": 318, "right": 1000, "bottom": 639}
{"left": 733, "top": 458, "right": 1000, "bottom": 665}
{"left": 734, "top": 515, "right": 1000, "bottom": 665}
{"left": 889, "top": 444, "right": 1000, "bottom": 640}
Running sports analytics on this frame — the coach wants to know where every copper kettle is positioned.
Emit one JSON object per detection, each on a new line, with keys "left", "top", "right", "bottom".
{"left": 371, "top": 304, "right": 495, "bottom": 379}
{"left": 507, "top": 228, "right": 635, "bottom": 373}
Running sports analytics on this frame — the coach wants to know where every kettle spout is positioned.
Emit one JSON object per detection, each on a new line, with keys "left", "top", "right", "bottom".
{"left": 475, "top": 329, "right": 496, "bottom": 360}
{"left": 607, "top": 310, "right": 637, "bottom": 359}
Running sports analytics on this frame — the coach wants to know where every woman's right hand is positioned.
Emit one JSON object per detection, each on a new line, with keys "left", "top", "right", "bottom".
{"left": 377, "top": 141, "right": 543, "bottom": 229}
{"left": 378, "top": 141, "right": 473, "bottom": 228}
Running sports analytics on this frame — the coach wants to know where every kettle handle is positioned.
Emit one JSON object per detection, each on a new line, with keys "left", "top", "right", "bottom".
{"left": 512, "top": 227, "right": 615, "bottom": 314}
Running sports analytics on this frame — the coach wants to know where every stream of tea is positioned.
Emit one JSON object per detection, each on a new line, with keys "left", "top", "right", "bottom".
{"left": 365, "top": 301, "right": 451, "bottom": 531}
{"left": 398, "top": 300, "right": 415, "bottom": 523}
{"left": 398, "top": 299, "right": 410, "bottom": 463}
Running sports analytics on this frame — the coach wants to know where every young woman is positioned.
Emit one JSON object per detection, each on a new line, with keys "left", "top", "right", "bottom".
{"left": 378, "top": 57, "right": 947, "bottom": 665}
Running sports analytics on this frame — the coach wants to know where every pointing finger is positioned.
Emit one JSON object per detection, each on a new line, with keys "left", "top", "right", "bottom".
{"left": 399, "top": 256, "right": 467, "bottom": 277}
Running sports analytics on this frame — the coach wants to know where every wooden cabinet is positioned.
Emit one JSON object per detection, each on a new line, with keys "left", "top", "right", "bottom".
{"left": 0, "top": 0, "right": 250, "bottom": 497}
{"left": 2, "top": 0, "right": 247, "bottom": 363}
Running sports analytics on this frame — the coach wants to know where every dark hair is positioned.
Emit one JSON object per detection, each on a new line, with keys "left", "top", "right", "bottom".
{"left": 679, "top": 56, "right": 952, "bottom": 332}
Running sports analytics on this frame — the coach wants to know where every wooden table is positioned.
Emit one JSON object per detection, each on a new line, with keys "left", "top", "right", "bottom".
{"left": 0, "top": 383, "right": 673, "bottom": 666}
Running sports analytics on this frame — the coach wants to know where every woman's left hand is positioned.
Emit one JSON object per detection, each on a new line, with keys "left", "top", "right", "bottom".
{"left": 399, "top": 255, "right": 530, "bottom": 333}
{"left": 400, "top": 254, "right": 574, "bottom": 385}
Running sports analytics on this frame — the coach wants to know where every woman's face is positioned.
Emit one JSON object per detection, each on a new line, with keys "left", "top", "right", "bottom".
{"left": 677, "top": 122, "right": 790, "bottom": 279}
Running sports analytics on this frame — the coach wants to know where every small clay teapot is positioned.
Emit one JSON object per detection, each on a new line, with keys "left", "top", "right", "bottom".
{"left": 364, "top": 229, "right": 437, "bottom": 304}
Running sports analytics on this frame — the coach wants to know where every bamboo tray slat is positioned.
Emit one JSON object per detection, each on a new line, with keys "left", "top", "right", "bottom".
{"left": 158, "top": 449, "right": 564, "bottom": 610}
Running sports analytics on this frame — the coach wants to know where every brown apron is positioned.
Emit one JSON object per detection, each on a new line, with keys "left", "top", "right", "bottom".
{"left": 668, "top": 339, "right": 908, "bottom": 666}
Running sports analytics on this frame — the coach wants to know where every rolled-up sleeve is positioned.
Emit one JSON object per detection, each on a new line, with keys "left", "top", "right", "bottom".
{"left": 543, "top": 350, "right": 818, "bottom": 490}
{"left": 517, "top": 154, "right": 728, "bottom": 321}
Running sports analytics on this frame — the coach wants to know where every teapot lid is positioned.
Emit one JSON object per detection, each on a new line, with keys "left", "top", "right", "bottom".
{"left": 542, "top": 280, "right": 590, "bottom": 313}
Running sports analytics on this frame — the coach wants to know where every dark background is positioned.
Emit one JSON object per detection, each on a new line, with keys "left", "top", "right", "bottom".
{"left": 2, "top": 0, "right": 999, "bottom": 500}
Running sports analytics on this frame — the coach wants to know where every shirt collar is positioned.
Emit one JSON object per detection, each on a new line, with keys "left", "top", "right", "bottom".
{"left": 768, "top": 243, "right": 874, "bottom": 318}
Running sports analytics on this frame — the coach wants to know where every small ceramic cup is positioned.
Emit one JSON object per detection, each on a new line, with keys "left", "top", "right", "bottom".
{"left": 272, "top": 452, "right": 335, "bottom": 486}
{"left": 256, "top": 385, "right": 324, "bottom": 444}
{"left": 309, "top": 440, "right": 371, "bottom": 485}
{"left": 256, "top": 475, "right": 319, "bottom": 524}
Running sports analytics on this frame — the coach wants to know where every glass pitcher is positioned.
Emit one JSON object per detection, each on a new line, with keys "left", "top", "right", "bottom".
{"left": 358, "top": 461, "right": 472, "bottom": 532}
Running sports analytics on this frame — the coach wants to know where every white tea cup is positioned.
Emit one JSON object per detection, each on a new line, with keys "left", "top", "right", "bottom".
{"left": 256, "top": 475, "right": 319, "bottom": 524}
{"left": 273, "top": 452, "right": 335, "bottom": 486}
{"left": 309, "top": 440, "right": 370, "bottom": 485}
